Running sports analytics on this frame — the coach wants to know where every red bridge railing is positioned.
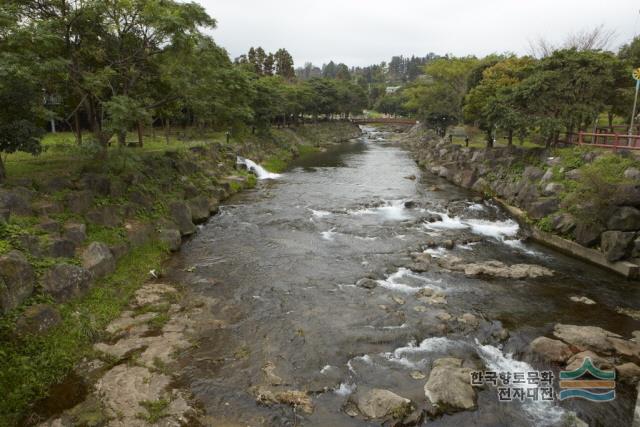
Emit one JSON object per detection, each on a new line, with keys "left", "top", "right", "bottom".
{"left": 564, "top": 131, "right": 640, "bottom": 150}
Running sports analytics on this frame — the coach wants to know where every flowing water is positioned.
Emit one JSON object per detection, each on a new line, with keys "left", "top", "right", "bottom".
{"left": 166, "top": 127, "right": 640, "bottom": 426}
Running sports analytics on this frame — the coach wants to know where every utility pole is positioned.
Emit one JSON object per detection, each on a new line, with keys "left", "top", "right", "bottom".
{"left": 630, "top": 68, "right": 640, "bottom": 137}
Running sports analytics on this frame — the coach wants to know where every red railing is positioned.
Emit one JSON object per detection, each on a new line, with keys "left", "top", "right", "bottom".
{"left": 564, "top": 131, "right": 640, "bottom": 150}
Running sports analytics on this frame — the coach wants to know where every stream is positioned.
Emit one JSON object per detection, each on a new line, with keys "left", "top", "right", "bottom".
{"left": 166, "top": 126, "right": 640, "bottom": 426}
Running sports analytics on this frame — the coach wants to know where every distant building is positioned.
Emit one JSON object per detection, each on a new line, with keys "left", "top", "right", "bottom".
{"left": 385, "top": 86, "right": 401, "bottom": 94}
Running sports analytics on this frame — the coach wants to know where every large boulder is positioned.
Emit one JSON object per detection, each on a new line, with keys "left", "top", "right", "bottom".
{"left": 522, "top": 166, "right": 544, "bottom": 181}
{"left": 40, "top": 176, "right": 72, "bottom": 194}
{"left": 600, "top": 231, "right": 635, "bottom": 261}
{"left": 158, "top": 228, "right": 182, "bottom": 252}
{"left": 15, "top": 304, "right": 61, "bottom": 336}
{"left": 527, "top": 197, "right": 559, "bottom": 220}
{"left": 607, "top": 206, "right": 640, "bottom": 231}
{"left": 187, "top": 196, "right": 210, "bottom": 224}
{"left": 0, "top": 188, "right": 33, "bottom": 215}
{"left": 79, "top": 173, "right": 111, "bottom": 195}
{"left": 81, "top": 242, "right": 116, "bottom": 278}
{"left": 169, "top": 201, "right": 196, "bottom": 235}
{"left": 565, "top": 351, "right": 614, "bottom": 371}
{"left": 124, "top": 221, "right": 154, "bottom": 247}
{"left": 575, "top": 222, "right": 604, "bottom": 247}
{"left": 542, "top": 182, "right": 564, "bottom": 197}
{"left": 63, "top": 222, "right": 87, "bottom": 244}
{"left": 45, "top": 237, "right": 76, "bottom": 258}
{"left": 42, "top": 263, "right": 93, "bottom": 302}
{"left": 613, "top": 184, "right": 640, "bottom": 207}
{"left": 624, "top": 167, "right": 640, "bottom": 181}
{"left": 529, "top": 337, "right": 573, "bottom": 362}
{"left": 553, "top": 324, "right": 621, "bottom": 355}
{"left": 0, "top": 251, "right": 35, "bottom": 314}
{"left": 355, "top": 388, "right": 412, "bottom": 419}
{"left": 86, "top": 206, "right": 122, "bottom": 228}
{"left": 424, "top": 358, "right": 476, "bottom": 413}
{"left": 551, "top": 213, "right": 576, "bottom": 235}
{"left": 64, "top": 190, "right": 94, "bottom": 214}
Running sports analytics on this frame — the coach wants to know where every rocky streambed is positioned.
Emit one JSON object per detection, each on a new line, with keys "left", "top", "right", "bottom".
{"left": 37, "top": 126, "right": 640, "bottom": 426}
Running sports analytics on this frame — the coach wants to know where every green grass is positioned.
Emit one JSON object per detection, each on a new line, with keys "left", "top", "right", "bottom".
{"left": 0, "top": 241, "right": 169, "bottom": 426}
{"left": 85, "top": 224, "right": 127, "bottom": 246}
{"left": 3, "top": 129, "right": 226, "bottom": 182}
{"left": 137, "top": 398, "right": 170, "bottom": 423}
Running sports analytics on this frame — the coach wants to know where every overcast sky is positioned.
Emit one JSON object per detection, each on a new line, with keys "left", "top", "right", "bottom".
{"left": 200, "top": 1, "right": 640, "bottom": 67}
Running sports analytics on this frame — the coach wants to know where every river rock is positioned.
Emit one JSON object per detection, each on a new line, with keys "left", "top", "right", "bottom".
{"left": 81, "top": 242, "right": 115, "bottom": 278}
{"left": 457, "top": 313, "right": 479, "bottom": 328}
{"left": 42, "top": 263, "right": 93, "bottom": 302}
{"left": 253, "top": 386, "right": 314, "bottom": 414}
{"left": 607, "top": 206, "right": 640, "bottom": 231}
{"left": 169, "top": 201, "right": 196, "bottom": 235}
{"left": 600, "top": 230, "right": 635, "bottom": 261}
{"left": 424, "top": 357, "right": 476, "bottom": 413}
{"left": 575, "top": 221, "right": 604, "bottom": 247}
{"left": 159, "top": 228, "right": 182, "bottom": 251}
{"left": 356, "top": 278, "right": 378, "bottom": 289}
{"left": 15, "top": 303, "right": 61, "bottom": 336}
{"left": 529, "top": 337, "right": 573, "bottom": 362}
{"left": 355, "top": 388, "right": 412, "bottom": 419}
{"left": 187, "top": 196, "right": 210, "bottom": 223}
{"left": 553, "top": 324, "right": 621, "bottom": 355}
{"left": 616, "top": 362, "right": 640, "bottom": 383}
{"left": 570, "top": 296, "right": 596, "bottom": 305}
{"left": 565, "top": 351, "right": 614, "bottom": 371}
{"left": 0, "top": 251, "right": 35, "bottom": 314}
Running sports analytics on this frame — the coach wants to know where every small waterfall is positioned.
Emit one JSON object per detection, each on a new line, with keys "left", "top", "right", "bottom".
{"left": 237, "top": 156, "right": 281, "bottom": 180}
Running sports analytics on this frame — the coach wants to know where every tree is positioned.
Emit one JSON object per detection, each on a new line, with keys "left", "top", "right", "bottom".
{"left": 513, "top": 49, "right": 616, "bottom": 147}
{"left": 0, "top": 57, "right": 44, "bottom": 181}
{"left": 335, "top": 63, "right": 351, "bottom": 80}
{"left": 274, "top": 48, "right": 294, "bottom": 80}
{"left": 403, "top": 56, "right": 478, "bottom": 135}
{"left": 464, "top": 57, "right": 534, "bottom": 147}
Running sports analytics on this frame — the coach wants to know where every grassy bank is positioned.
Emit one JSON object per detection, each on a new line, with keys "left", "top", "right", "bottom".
{"left": 0, "top": 242, "right": 168, "bottom": 426}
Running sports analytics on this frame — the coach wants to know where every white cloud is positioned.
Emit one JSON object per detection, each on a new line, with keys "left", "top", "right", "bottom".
{"left": 200, "top": 0, "right": 640, "bottom": 66}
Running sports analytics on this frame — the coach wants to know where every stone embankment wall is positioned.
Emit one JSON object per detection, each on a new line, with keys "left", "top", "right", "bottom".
{"left": 0, "top": 123, "right": 362, "bottom": 332}
{"left": 403, "top": 125, "right": 640, "bottom": 277}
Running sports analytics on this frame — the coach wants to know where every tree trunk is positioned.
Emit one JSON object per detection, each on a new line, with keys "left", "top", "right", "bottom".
{"left": 74, "top": 110, "right": 82, "bottom": 145}
{"left": 118, "top": 130, "right": 126, "bottom": 146}
{"left": 137, "top": 122, "right": 144, "bottom": 147}
{"left": 485, "top": 129, "right": 493, "bottom": 148}
{"left": 608, "top": 112, "right": 614, "bottom": 133}
{"left": 507, "top": 129, "right": 513, "bottom": 146}
{"left": 0, "top": 154, "right": 6, "bottom": 183}
{"left": 164, "top": 119, "right": 170, "bottom": 144}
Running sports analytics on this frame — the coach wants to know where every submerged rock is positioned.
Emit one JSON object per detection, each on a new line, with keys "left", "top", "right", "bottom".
{"left": 253, "top": 386, "right": 314, "bottom": 414}
{"left": 356, "top": 278, "right": 378, "bottom": 289}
